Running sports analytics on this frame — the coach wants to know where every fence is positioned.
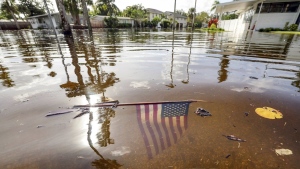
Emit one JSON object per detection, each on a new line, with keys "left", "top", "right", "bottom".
{"left": 0, "top": 21, "right": 31, "bottom": 30}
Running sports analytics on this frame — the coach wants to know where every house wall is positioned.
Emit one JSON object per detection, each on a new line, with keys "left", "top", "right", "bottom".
{"left": 148, "top": 13, "right": 162, "bottom": 21}
{"left": 90, "top": 16, "right": 134, "bottom": 28}
{"left": 251, "top": 13, "right": 299, "bottom": 30}
{"left": 219, "top": 12, "right": 250, "bottom": 42}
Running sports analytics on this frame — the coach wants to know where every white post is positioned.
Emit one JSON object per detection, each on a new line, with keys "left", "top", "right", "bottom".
{"left": 253, "top": 0, "right": 264, "bottom": 30}
{"left": 173, "top": 0, "right": 176, "bottom": 29}
{"left": 192, "top": 0, "right": 197, "bottom": 29}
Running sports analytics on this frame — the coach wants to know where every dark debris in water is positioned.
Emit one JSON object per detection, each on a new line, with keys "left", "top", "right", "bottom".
{"left": 45, "top": 110, "right": 74, "bottom": 117}
{"left": 73, "top": 108, "right": 90, "bottom": 119}
{"left": 225, "top": 154, "right": 231, "bottom": 158}
{"left": 223, "top": 135, "right": 246, "bottom": 142}
{"left": 249, "top": 76, "right": 258, "bottom": 80}
{"left": 195, "top": 108, "right": 212, "bottom": 117}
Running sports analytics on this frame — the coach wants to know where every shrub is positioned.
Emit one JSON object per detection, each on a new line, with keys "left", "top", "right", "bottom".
{"left": 289, "top": 24, "right": 298, "bottom": 31}
{"left": 161, "top": 20, "right": 171, "bottom": 28}
{"left": 210, "top": 23, "right": 217, "bottom": 29}
{"left": 151, "top": 17, "right": 161, "bottom": 27}
{"left": 283, "top": 22, "right": 289, "bottom": 31}
{"left": 117, "top": 23, "right": 132, "bottom": 28}
{"left": 274, "top": 28, "right": 283, "bottom": 31}
{"left": 259, "top": 28, "right": 265, "bottom": 32}
{"left": 194, "top": 22, "right": 202, "bottom": 28}
{"left": 104, "top": 16, "right": 119, "bottom": 28}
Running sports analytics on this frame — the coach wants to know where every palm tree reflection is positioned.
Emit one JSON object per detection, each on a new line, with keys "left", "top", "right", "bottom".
{"left": 218, "top": 55, "right": 230, "bottom": 83}
{"left": 166, "top": 29, "right": 175, "bottom": 88}
{"left": 59, "top": 32, "right": 121, "bottom": 168}
{"left": 0, "top": 64, "right": 15, "bottom": 87}
{"left": 88, "top": 107, "right": 122, "bottom": 169}
{"left": 291, "top": 69, "right": 300, "bottom": 92}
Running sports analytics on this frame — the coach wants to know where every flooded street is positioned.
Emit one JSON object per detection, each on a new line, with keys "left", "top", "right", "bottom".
{"left": 0, "top": 29, "right": 300, "bottom": 169}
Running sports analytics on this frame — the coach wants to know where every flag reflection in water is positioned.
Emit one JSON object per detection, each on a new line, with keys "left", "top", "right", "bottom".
{"left": 136, "top": 101, "right": 191, "bottom": 159}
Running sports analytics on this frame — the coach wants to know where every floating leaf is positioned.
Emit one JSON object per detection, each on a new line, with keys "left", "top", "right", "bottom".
{"left": 275, "top": 149, "right": 292, "bottom": 156}
{"left": 255, "top": 107, "right": 283, "bottom": 119}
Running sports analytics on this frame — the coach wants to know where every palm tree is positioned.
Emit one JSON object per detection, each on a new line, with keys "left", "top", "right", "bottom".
{"left": 211, "top": 0, "right": 220, "bottom": 12}
{"left": 55, "top": 0, "right": 72, "bottom": 34}
{"left": 1, "top": 0, "right": 20, "bottom": 29}
{"left": 95, "top": 0, "right": 120, "bottom": 16}
{"left": 63, "top": 0, "right": 81, "bottom": 25}
{"left": 187, "top": 8, "right": 195, "bottom": 23}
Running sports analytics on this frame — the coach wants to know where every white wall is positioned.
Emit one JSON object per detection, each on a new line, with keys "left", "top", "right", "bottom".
{"left": 220, "top": 19, "right": 238, "bottom": 32}
{"left": 251, "top": 13, "right": 298, "bottom": 30}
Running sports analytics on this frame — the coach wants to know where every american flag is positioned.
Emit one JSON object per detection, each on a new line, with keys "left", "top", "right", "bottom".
{"left": 136, "top": 102, "right": 191, "bottom": 159}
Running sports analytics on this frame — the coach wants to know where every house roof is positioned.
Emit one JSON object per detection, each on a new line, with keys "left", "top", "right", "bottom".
{"left": 165, "top": 11, "right": 187, "bottom": 18}
{"left": 215, "top": 0, "right": 257, "bottom": 13}
{"left": 27, "top": 13, "right": 60, "bottom": 19}
{"left": 146, "top": 8, "right": 164, "bottom": 14}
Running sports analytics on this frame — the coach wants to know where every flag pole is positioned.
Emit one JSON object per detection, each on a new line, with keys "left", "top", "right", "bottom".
{"left": 73, "top": 100, "right": 207, "bottom": 108}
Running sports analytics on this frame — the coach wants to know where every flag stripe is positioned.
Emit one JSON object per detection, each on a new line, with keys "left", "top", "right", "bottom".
{"left": 161, "top": 117, "right": 172, "bottom": 147}
{"left": 136, "top": 105, "right": 153, "bottom": 159}
{"left": 145, "top": 105, "right": 159, "bottom": 155}
{"left": 136, "top": 102, "right": 190, "bottom": 159}
{"left": 153, "top": 104, "right": 166, "bottom": 151}
{"left": 169, "top": 117, "right": 178, "bottom": 144}
{"left": 176, "top": 116, "right": 183, "bottom": 136}
{"left": 184, "top": 115, "right": 188, "bottom": 129}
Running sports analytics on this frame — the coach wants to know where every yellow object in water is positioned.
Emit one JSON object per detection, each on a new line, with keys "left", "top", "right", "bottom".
{"left": 255, "top": 107, "right": 283, "bottom": 119}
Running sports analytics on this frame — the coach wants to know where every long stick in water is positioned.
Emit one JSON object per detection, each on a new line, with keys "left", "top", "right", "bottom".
{"left": 73, "top": 100, "right": 207, "bottom": 108}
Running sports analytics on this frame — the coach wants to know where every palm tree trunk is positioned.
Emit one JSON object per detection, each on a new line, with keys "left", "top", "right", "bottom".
{"left": 81, "top": 0, "right": 93, "bottom": 38}
{"left": 55, "top": 0, "right": 72, "bottom": 35}
{"left": 5, "top": 0, "right": 20, "bottom": 30}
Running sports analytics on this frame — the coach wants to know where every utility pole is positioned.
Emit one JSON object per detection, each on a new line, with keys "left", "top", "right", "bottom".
{"left": 192, "top": 0, "right": 197, "bottom": 30}
{"left": 173, "top": 0, "right": 176, "bottom": 30}
{"left": 55, "top": 0, "right": 72, "bottom": 35}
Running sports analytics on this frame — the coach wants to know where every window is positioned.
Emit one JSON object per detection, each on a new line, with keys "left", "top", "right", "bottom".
{"left": 286, "top": 2, "right": 300, "bottom": 12}
{"left": 256, "top": 1, "right": 300, "bottom": 13}
{"left": 269, "top": 3, "right": 284, "bottom": 12}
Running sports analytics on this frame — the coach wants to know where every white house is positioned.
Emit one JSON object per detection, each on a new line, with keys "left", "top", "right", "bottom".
{"left": 165, "top": 11, "right": 188, "bottom": 28}
{"left": 146, "top": 8, "right": 164, "bottom": 21}
{"left": 90, "top": 16, "right": 134, "bottom": 28}
{"left": 27, "top": 13, "right": 134, "bottom": 29}
{"left": 27, "top": 13, "right": 85, "bottom": 29}
{"left": 27, "top": 13, "right": 62, "bottom": 29}
{"left": 215, "top": 0, "right": 300, "bottom": 33}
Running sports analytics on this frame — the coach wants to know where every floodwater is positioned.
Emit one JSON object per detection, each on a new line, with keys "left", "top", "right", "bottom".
{"left": 0, "top": 28, "right": 299, "bottom": 169}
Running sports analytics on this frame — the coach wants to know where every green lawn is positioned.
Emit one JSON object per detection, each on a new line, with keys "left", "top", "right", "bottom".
{"left": 271, "top": 31, "right": 300, "bottom": 34}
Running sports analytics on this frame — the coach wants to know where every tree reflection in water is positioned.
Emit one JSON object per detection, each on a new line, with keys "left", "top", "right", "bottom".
{"left": 0, "top": 64, "right": 15, "bottom": 87}
{"left": 291, "top": 69, "right": 300, "bottom": 92}
{"left": 60, "top": 32, "right": 121, "bottom": 168}
{"left": 88, "top": 107, "right": 122, "bottom": 169}
{"left": 218, "top": 55, "right": 230, "bottom": 83}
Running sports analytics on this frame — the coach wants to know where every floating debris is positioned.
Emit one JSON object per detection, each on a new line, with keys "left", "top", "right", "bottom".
{"left": 37, "top": 125, "right": 44, "bottom": 128}
{"left": 195, "top": 108, "right": 212, "bottom": 117}
{"left": 225, "top": 154, "right": 231, "bottom": 158}
{"left": 244, "top": 112, "right": 249, "bottom": 116}
{"left": 73, "top": 108, "right": 90, "bottom": 119}
{"left": 45, "top": 110, "right": 74, "bottom": 117}
{"left": 255, "top": 107, "right": 283, "bottom": 119}
{"left": 249, "top": 76, "right": 258, "bottom": 79}
{"left": 223, "top": 135, "right": 246, "bottom": 142}
{"left": 275, "top": 149, "right": 293, "bottom": 156}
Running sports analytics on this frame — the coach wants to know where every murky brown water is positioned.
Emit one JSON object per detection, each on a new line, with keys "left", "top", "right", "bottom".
{"left": 0, "top": 28, "right": 300, "bottom": 169}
